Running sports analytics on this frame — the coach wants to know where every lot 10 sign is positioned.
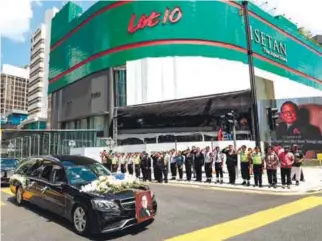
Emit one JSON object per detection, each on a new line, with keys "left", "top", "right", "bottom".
{"left": 128, "top": 7, "right": 183, "bottom": 34}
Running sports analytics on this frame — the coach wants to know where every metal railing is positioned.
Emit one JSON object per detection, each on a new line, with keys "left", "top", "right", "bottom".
{"left": 1, "top": 129, "right": 101, "bottom": 159}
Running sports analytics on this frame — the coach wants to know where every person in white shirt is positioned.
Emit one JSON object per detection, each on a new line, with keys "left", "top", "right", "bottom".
{"left": 213, "top": 146, "right": 226, "bottom": 184}
{"left": 204, "top": 146, "right": 213, "bottom": 183}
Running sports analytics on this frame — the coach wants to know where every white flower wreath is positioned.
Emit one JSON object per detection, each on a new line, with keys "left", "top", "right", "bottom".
{"left": 9, "top": 174, "right": 30, "bottom": 189}
{"left": 80, "top": 174, "right": 141, "bottom": 194}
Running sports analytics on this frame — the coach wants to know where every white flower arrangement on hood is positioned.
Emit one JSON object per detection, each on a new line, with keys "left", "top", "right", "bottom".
{"left": 80, "top": 174, "right": 141, "bottom": 194}
{"left": 9, "top": 174, "right": 30, "bottom": 189}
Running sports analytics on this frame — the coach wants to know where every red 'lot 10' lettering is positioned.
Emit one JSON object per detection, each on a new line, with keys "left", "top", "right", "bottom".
{"left": 128, "top": 7, "right": 183, "bottom": 34}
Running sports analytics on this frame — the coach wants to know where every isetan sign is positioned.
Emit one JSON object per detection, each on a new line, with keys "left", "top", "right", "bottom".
{"left": 250, "top": 26, "right": 288, "bottom": 62}
{"left": 128, "top": 7, "right": 183, "bottom": 34}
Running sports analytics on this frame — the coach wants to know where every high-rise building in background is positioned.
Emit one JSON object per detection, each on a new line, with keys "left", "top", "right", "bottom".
{"left": 21, "top": 8, "right": 58, "bottom": 130}
{"left": 0, "top": 64, "right": 30, "bottom": 115}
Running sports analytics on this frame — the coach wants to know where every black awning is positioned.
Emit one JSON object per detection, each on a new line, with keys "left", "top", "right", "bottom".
{"left": 117, "top": 90, "right": 252, "bottom": 118}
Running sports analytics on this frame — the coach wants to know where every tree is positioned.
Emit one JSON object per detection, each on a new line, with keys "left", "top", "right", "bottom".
{"left": 298, "top": 27, "right": 313, "bottom": 39}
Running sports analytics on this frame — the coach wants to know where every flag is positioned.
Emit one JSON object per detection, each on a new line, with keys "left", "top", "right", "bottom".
{"left": 218, "top": 128, "right": 223, "bottom": 141}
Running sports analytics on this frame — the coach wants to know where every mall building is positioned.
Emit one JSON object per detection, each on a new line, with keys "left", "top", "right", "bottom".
{"left": 48, "top": 1, "right": 322, "bottom": 147}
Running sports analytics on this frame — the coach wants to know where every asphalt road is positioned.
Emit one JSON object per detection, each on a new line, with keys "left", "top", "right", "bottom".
{"left": 1, "top": 184, "right": 322, "bottom": 241}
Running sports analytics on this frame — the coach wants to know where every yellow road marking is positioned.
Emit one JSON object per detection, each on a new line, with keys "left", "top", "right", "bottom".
{"left": 1, "top": 188, "right": 14, "bottom": 196}
{"left": 151, "top": 182, "right": 322, "bottom": 196}
{"left": 165, "top": 196, "right": 322, "bottom": 241}
{"left": 0, "top": 201, "right": 6, "bottom": 206}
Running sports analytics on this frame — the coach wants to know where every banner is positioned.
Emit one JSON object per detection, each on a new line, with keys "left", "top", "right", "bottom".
{"left": 266, "top": 97, "right": 322, "bottom": 156}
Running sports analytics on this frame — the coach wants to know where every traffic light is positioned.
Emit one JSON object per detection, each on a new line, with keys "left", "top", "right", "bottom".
{"left": 267, "top": 107, "right": 279, "bottom": 130}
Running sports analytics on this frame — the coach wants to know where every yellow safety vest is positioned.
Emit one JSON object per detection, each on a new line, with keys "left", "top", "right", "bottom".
{"left": 135, "top": 157, "right": 140, "bottom": 165}
{"left": 252, "top": 153, "right": 262, "bottom": 165}
{"left": 240, "top": 151, "right": 248, "bottom": 162}
{"left": 112, "top": 157, "right": 117, "bottom": 165}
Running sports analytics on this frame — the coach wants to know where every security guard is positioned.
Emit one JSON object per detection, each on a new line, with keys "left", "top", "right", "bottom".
{"left": 238, "top": 145, "right": 250, "bottom": 186}
{"left": 134, "top": 153, "right": 141, "bottom": 178}
{"left": 251, "top": 147, "right": 264, "bottom": 187}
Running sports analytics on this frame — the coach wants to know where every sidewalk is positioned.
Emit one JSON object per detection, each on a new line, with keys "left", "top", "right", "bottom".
{"left": 163, "top": 167, "right": 322, "bottom": 194}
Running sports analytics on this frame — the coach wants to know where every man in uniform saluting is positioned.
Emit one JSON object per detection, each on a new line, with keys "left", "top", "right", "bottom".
{"left": 238, "top": 145, "right": 250, "bottom": 186}
{"left": 251, "top": 147, "right": 264, "bottom": 188}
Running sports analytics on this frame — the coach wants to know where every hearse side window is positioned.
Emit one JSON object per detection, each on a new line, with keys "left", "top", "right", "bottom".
{"left": 40, "top": 165, "right": 53, "bottom": 182}
{"left": 50, "top": 165, "right": 67, "bottom": 184}
{"left": 15, "top": 160, "right": 36, "bottom": 175}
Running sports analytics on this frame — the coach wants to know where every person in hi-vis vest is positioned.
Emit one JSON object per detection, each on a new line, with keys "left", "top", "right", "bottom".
{"left": 127, "top": 153, "right": 134, "bottom": 175}
{"left": 251, "top": 147, "right": 264, "bottom": 187}
{"left": 134, "top": 153, "right": 141, "bottom": 178}
{"left": 238, "top": 145, "right": 250, "bottom": 186}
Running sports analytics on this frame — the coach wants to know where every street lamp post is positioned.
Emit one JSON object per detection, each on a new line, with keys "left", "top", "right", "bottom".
{"left": 242, "top": 1, "right": 261, "bottom": 148}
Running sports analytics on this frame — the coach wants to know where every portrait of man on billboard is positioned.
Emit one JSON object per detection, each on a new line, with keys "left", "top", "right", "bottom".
{"left": 136, "top": 190, "right": 153, "bottom": 222}
{"left": 276, "top": 101, "right": 321, "bottom": 141}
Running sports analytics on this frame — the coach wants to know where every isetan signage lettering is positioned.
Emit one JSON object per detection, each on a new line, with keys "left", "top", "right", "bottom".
{"left": 250, "top": 26, "right": 287, "bottom": 62}
{"left": 128, "top": 7, "right": 183, "bottom": 34}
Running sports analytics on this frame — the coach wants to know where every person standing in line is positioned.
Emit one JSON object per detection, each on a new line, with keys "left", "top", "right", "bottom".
{"left": 170, "top": 150, "right": 177, "bottom": 180}
{"left": 152, "top": 152, "right": 158, "bottom": 181}
{"left": 222, "top": 145, "right": 237, "bottom": 184}
{"left": 175, "top": 151, "right": 185, "bottom": 180}
{"left": 191, "top": 146, "right": 197, "bottom": 179}
{"left": 213, "top": 146, "right": 225, "bottom": 184}
{"left": 291, "top": 145, "right": 305, "bottom": 183}
{"left": 279, "top": 146, "right": 294, "bottom": 189}
{"left": 120, "top": 153, "right": 127, "bottom": 174}
{"left": 162, "top": 152, "right": 169, "bottom": 183}
{"left": 265, "top": 146, "right": 279, "bottom": 188}
{"left": 140, "top": 152, "right": 147, "bottom": 181}
{"left": 100, "top": 150, "right": 108, "bottom": 168}
{"left": 154, "top": 153, "right": 164, "bottom": 183}
{"left": 291, "top": 145, "right": 304, "bottom": 186}
{"left": 237, "top": 145, "right": 250, "bottom": 186}
{"left": 194, "top": 147, "right": 204, "bottom": 182}
{"left": 204, "top": 146, "right": 213, "bottom": 183}
{"left": 111, "top": 153, "right": 118, "bottom": 172}
{"left": 127, "top": 153, "right": 134, "bottom": 175}
{"left": 251, "top": 147, "right": 264, "bottom": 187}
{"left": 184, "top": 149, "right": 193, "bottom": 182}
{"left": 134, "top": 153, "right": 141, "bottom": 178}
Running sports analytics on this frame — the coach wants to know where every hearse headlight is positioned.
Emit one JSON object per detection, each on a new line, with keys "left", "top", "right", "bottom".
{"left": 91, "top": 199, "right": 119, "bottom": 211}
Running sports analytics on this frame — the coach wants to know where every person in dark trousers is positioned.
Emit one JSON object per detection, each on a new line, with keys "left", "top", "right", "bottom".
{"left": 204, "top": 146, "right": 213, "bottom": 183}
{"left": 251, "top": 147, "right": 264, "bottom": 187}
{"left": 162, "top": 152, "right": 169, "bottom": 183}
{"left": 184, "top": 149, "right": 193, "bottom": 181}
{"left": 120, "top": 154, "right": 127, "bottom": 174}
{"left": 194, "top": 148, "right": 204, "bottom": 182}
{"left": 154, "top": 153, "right": 164, "bottom": 183}
{"left": 213, "top": 146, "right": 225, "bottom": 184}
{"left": 279, "top": 146, "right": 294, "bottom": 189}
{"left": 175, "top": 151, "right": 185, "bottom": 180}
{"left": 223, "top": 145, "right": 237, "bottom": 184}
{"left": 127, "top": 154, "right": 134, "bottom": 175}
{"left": 170, "top": 150, "right": 177, "bottom": 180}
{"left": 237, "top": 145, "right": 250, "bottom": 186}
{"left": 141, "top": 152, "right": 152, "bottom": 182}
{"left": 191, "top": 146, "right": 197, "bottom": 178}
{"left": 134, "top": 153, "right": 141, "bottom": 178}
{"left": 152, "top": 153, "right": 158, "bottom": 181}
{"left": 265, "top": 146, "right": 279, "bottom": 188}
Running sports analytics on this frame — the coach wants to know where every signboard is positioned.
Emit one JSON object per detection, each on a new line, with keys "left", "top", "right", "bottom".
{"left": 68, "top": 140, "right": 76, "bottom": 147}
{"left": 135, "top": 190, "right": 153, "bottom": 223}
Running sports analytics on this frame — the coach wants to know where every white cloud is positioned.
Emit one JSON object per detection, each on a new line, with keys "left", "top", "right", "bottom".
{"left": 252, "top": 0, "right": 322, "bottom": 35}
{"left": 0, "top": 0, "right": 42, "bottom": 43}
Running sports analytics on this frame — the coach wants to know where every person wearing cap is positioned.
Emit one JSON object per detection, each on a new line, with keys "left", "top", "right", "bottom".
{"left": 265, "top": 146, "right": 279, "bottom": 188}
{"left": 279, "top": 146, "right": 294, "bottom": 189}
{"left": 238, "top": 145, "right": 250, "bottom": 186}
{"left": 251, "top": 147, "right": 264, "bottom": 187}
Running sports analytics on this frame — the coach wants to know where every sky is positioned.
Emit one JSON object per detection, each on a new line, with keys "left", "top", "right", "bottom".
{"left": 0, "top": 0, "right": 322, "bottom": 68}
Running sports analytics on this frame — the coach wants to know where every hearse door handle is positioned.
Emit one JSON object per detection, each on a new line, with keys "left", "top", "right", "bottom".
{"left": 40, "top": 186, "right": 49, "bottom": 194}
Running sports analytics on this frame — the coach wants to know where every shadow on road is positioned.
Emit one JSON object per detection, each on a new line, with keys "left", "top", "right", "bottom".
{"left": 6, "top": 196, "right": 154, "bottom": 241}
